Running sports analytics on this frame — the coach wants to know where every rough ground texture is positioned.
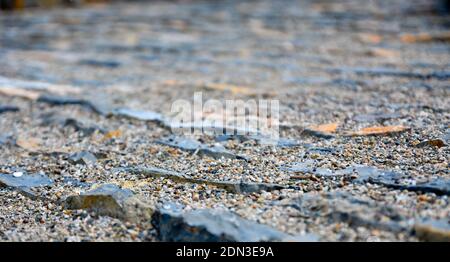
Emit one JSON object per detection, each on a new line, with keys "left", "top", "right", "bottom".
{"left": 0, "top": 0, "right": 449, "bottom": 242}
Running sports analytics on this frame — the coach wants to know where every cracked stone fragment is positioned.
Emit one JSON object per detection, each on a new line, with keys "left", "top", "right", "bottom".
{"left": 281, "top": 160, "right": 335, "bottom": 177}
{"left": 64, "top": 184, "right": 153, "bottom": 222}
{"left": 124, "top": 166, "right": 193, "bottom": 182}
{"left": 0, "top": 172, "right": 53, "bottom": 199}
{"left": 64, "top": 118, "right": 105, "bottom": 136}
{"left": 0, "top": 172, "right": 53, "bottom": 188}
{"left": 285, "top": 192, "right": 410, "bottom": 233}
{"left": 152, "top": 203, "right": 316, "bottom": 242}
{"left": 112, "top": 108, "right": 165, "bottom": 123}
{"left": 408, "top": 179, "right": 450, "bottom": 196}
{"left": 211, "top": 180, "right": 289, "bottom": 194}
{"left": 345, "top": 166, "right": 450, "bottom": 196}
{"left": 168, "top": 121, "right": 261, "bottom": 137}
{"left": 284, "top": 163, "right": 450, "bottom": 195}
{"left": 328, "top": 67, "right": 450, "bottom": 80}
{"left": 68, "top": 151, "right": 97, "bottom": 165}
{"left": 123, "top": 166, "right": 289, "bottom": 194}
{"left": 62, "top": 177, "right": 91, "bottom": 188}
{"left": 0, "top": 105, "right": 19, "bottom": 114}
{"left": 156, "top": 136, "right": 247, "bottom": 160}
{"left": 41, "top": 115, "right": 106, "bottom": 136}
{"left": 37, "top": 94, "right": 112, "bottom": 115}
{"left": 305, "top": 146, "right": 340, "bottom": 155}
{"left": 215, "top": 134, "right": 301, "bottom": 147}
{"left": 414, "top": 219, "right": 450, "bottom": 242}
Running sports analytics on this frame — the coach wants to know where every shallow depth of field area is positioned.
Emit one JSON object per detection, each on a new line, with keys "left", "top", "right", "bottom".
{"left": 0, "top": 0, "right": 449, "bottom": 242}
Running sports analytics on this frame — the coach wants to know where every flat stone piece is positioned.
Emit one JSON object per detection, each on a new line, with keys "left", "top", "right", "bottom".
{"left": 124, "top": 166, "right": 288, "bottom": 194}
{"left": 286, "top": 192, "right": 409, "bottom": 233}
{"left": 157, "top": 136, "right": 247, "bottom": 160}
{"left": 415, "top": 219, "right": 450, "bottom": 242}
{"left": 0, "top": 105, "right": 19, "bottom": 114}
{"left": 0, "top": 172, "right": 53, "bottom": 188}
{"left": 302, "top": 128, "right": 335, "bottom": 139}
{"left": 64, "top": 184, "right": 152, "bottom": 222}
{"left": 37, "top": 94, "right": 111, "bottom": 115}
{"left": 348, "top": 166, "right": 450, "bottom": 196}
{"left": 63, "top": 118, "right": 105, "bottom": 136}
{"left": 282, "top": 161, "right": 335, "bottom": 177}
{"left": 41, "top": 115, "right": 105, "bottom": 136}
{"left": 215, "top": 135, "right": 301, "bottom": 147}
{"left": 157, "top": 136, "right": 202, "bottom": 151}
{"left": 152, "top": 203, "right": 301, "bottom": 242}
{"left": 112, "top": 108, "right": 164, "bottom": 122}
{"left": 409, "top": 178, "right": 450, "bottom": 196}
{"left": 68, "top": 151, "right": 97, "bottom": 165}
{"left": 85, "top": 184, "right": 134, "bottom": 200}
{"left": 199, "top": 144, "right": 247, "bottom": 160}
{"left": 62, "top": 177, "right": 91, "bottom": 188}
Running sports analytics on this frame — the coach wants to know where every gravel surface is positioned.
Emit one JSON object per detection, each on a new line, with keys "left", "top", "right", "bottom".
{"left": 0, "top": 0, "right": 449, "bottom": 242}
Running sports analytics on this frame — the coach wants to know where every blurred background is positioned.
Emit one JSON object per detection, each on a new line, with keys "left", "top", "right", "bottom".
{"left": 0, "top": 0, "right": 147, "bottom": 10}
{"left": 0, "top": 0, "right": 449, "bottom": 243}
{"left": 1, "top": 0, "right": 449, "bottom": 13}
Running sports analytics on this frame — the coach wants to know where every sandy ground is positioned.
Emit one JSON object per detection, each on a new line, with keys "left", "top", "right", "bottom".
{"left": 0, "top": 0, "right": 449, "bottom": 242}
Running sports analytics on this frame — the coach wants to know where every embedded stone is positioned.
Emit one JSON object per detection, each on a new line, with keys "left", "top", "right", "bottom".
{"left": 123, "top": 166, "right": 289, "bottom": 194}
{"left": 157, "top": 136, "right": 247, "bottom": 160}
{"left": 0, "top": 172, "right": 53, "bottom": 199}
{"left": 68, "top": 151, "right": 97, "bottom": 165}
{"left": 414, "top": 219, "right": 450, "bottom": 242}
{"left": 0, "top": 105, "right": 19, "bottom": 114}
{"left": 152, "top": 203, "right": 316, "bottom": 242}
{"left": 285, "top": 192, "right": 410, "bottom": 233}
{"left": 64, "top": 184, "right": 153, "bottom": 222}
